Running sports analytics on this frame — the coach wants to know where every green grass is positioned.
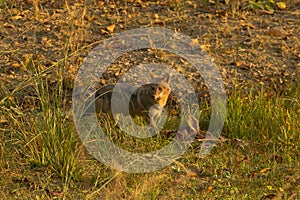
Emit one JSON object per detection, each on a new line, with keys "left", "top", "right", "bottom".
{"left": 226, "top": 86, "right": 300, "bottom": 141}
{"left": 0, "top": 0, "right": 299, "bottom": 198}
{"left": 0, "top": 63, "right": 82, "bottom": 198}
{"left": 1, "top": 74, "right": 299, "bottom": 199}
{"left": 0, "top": 49, "right": 299, "bottom": 198}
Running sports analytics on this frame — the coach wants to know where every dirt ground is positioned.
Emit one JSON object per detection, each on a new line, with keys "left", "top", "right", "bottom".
{"left": 1, "top": 0, "right": 299, "bottom": 101}
{"left": 0, "top": 1, "right": 300, "bottom": 198}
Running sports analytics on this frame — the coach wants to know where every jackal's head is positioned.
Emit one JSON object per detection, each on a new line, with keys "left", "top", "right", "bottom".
{"left": 152, "top": 75, "right": 171, "bottom": 106}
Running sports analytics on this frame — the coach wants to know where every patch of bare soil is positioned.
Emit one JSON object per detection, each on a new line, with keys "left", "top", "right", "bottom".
{"left": 0, "top": 0, "right": 299, "bottom": 102}
{"left": 0, "top": 1, "right": 299, "bottom": 198}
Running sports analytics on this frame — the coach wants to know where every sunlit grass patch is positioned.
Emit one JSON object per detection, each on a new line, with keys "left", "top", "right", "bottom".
{"left": 225, "top": 86, "right": 299, "bottom": 142}
{"left": 6, "top": 67, "right": 81, "bottom": 185}
{"left": 1, "top": 80, "right": 299, "bottom": 198}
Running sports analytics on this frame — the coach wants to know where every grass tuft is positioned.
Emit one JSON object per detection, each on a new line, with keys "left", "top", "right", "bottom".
{"left": 225, "top": 86, "right": 300, "bottom": 143}
{"left": 10, "top": 64, "right": 81, "bottom": 183}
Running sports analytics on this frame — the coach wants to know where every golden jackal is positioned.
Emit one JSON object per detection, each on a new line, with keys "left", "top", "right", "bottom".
{"left": 95, "top": 75, "right": 171, "bottom": 127}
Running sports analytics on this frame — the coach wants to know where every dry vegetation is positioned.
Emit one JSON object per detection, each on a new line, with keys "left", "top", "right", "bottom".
{"left": 0, "top": 0, "right": 299, "bottom": 199}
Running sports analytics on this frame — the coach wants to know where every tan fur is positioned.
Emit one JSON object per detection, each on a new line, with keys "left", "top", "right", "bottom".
{"left": 95, "top": 76, "right": 171, "bottom": 127}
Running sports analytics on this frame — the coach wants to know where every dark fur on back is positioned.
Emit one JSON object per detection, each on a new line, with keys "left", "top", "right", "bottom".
{"left": 95, "top": 76, "right": 171, "bottom": 127}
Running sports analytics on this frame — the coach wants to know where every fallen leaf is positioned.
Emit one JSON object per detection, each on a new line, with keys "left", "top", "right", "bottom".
{"left": 201, "top": 44, "right": 210, "bottom": 51}
{"left": 98, "top": 1, "right": 105, "bottom": 6}
{"left": 207, "top": 185, "right": 213, "bottom": 192}
{"left": 3, "top": 23, "right": 15, "bottom": 29}
{"left": 190, "top": 38, "right": 199, "bottom": 47}
{"left": 106, "top": 24, "right": 115, "bottom": 32}
{"left": 276, "top": 2, "right": 286, "bottom": 10}
{"left": 12, "top": 15, "right": 23, "bottom": 20}
{"left": 12, "top": 63, "right": 21, "bottom": 68}
{"left": 114, "top": 71, "right": 120, "bottom": 77}
{"left": 259, "top": 168, "right": 271, "bottom": 173}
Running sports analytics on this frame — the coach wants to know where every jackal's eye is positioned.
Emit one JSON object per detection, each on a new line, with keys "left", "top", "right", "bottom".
{"left": 151, "top": 85, "right": 156, "bottom": 92}
{"left": 157, "top": 86, "right": 162, "bottom": 92}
